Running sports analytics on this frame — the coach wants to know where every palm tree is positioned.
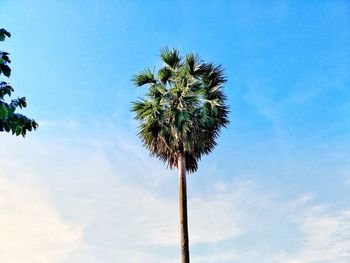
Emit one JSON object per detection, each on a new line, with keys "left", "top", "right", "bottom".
{"left": 131, "top": 47, "right": 229, "bottom": 263}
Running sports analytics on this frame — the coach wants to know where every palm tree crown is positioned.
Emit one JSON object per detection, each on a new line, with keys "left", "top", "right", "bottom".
{"left": 132, "top": 47, "right": 229, "bottom": 172}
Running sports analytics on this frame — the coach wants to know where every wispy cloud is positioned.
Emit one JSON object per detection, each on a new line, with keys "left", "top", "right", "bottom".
{"left": 1, "top": 121, "right": 349, "bottom": 262}
{"left": 284, "top": 206, "right": 350, "bottom": 262}
{"left": 0, "top": 175, "right": 81, "bottom": 263}
{"left": 0, "top": 125, "right": 247, "bottom": 262}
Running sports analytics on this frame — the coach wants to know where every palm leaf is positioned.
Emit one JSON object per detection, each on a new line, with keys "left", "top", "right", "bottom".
{"left": 132, "top": 68, "right": 156, "bottom": 86}
{"left": 160, "top": 47, "right": 181, "bottom": 69}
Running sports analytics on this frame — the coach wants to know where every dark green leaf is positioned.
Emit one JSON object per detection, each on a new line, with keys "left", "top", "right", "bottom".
{"left": 0, "top": 63, "right": 11, "bottom": 77}
{"left": 0, "top": 104, "right": 8, "bottom": 119}
{"left": 15, "top": 126, "right": 21, "bottom": 136}
{"left": 0, "top": 28, "right": 11, "bottom": 41}
{"left": 4, "top": 122, "right": 10, "bottom": 132}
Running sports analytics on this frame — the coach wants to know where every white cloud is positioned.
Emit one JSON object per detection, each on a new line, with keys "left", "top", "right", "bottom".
{"left": 0, "top": 128, "right": 246, "bottom": 262}
{"left": 1, "top": 122, "right": 349, "bottom": 263}
{"left": 0, "top": 175, "right": 81, "bottom": 263}
{"left": 192, "top": 249, "right": 240, "bottom": 263}
{"left": 284, "top": 207, "right": 350, "bottom": 263}
{"left": 192, "top": 194, "right": 350, "bottom": 263}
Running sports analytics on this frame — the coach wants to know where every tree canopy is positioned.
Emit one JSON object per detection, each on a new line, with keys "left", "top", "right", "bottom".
{"left": 132, "top": 47, "right": 229, "bottom": 172}
{"left": 0, "top": 28, "right": 38, "bottom": 136}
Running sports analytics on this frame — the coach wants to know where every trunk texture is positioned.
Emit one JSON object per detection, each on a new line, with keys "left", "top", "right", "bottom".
{"left": 178, "top": 154, "right": 190, "bottom": 263}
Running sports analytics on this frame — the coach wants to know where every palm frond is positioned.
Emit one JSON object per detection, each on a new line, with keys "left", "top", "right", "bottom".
{"left": 160, "top": 47, "right": 181, "bottom": 69}
{"left": 185, "top": 53, "right": 202, "bottom": 76}
{"left": 132, "top": 68, "right": 156, "bottom": 86}
{"left": 158, "top": 67, "right": 172, "bottom": 83}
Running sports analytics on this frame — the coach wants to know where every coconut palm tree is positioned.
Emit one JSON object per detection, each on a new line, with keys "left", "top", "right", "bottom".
{"left": 131, "top": 47, "right": 229, "bottom": 263}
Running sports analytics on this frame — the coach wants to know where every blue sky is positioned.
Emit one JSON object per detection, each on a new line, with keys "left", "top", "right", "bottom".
{"left": 0, "top": 1, "right": 349, "bottom": 262}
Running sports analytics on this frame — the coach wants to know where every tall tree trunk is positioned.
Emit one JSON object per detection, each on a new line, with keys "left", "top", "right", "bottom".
{"left": 178, "top": 153, "right": 190, "bottom": 263}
